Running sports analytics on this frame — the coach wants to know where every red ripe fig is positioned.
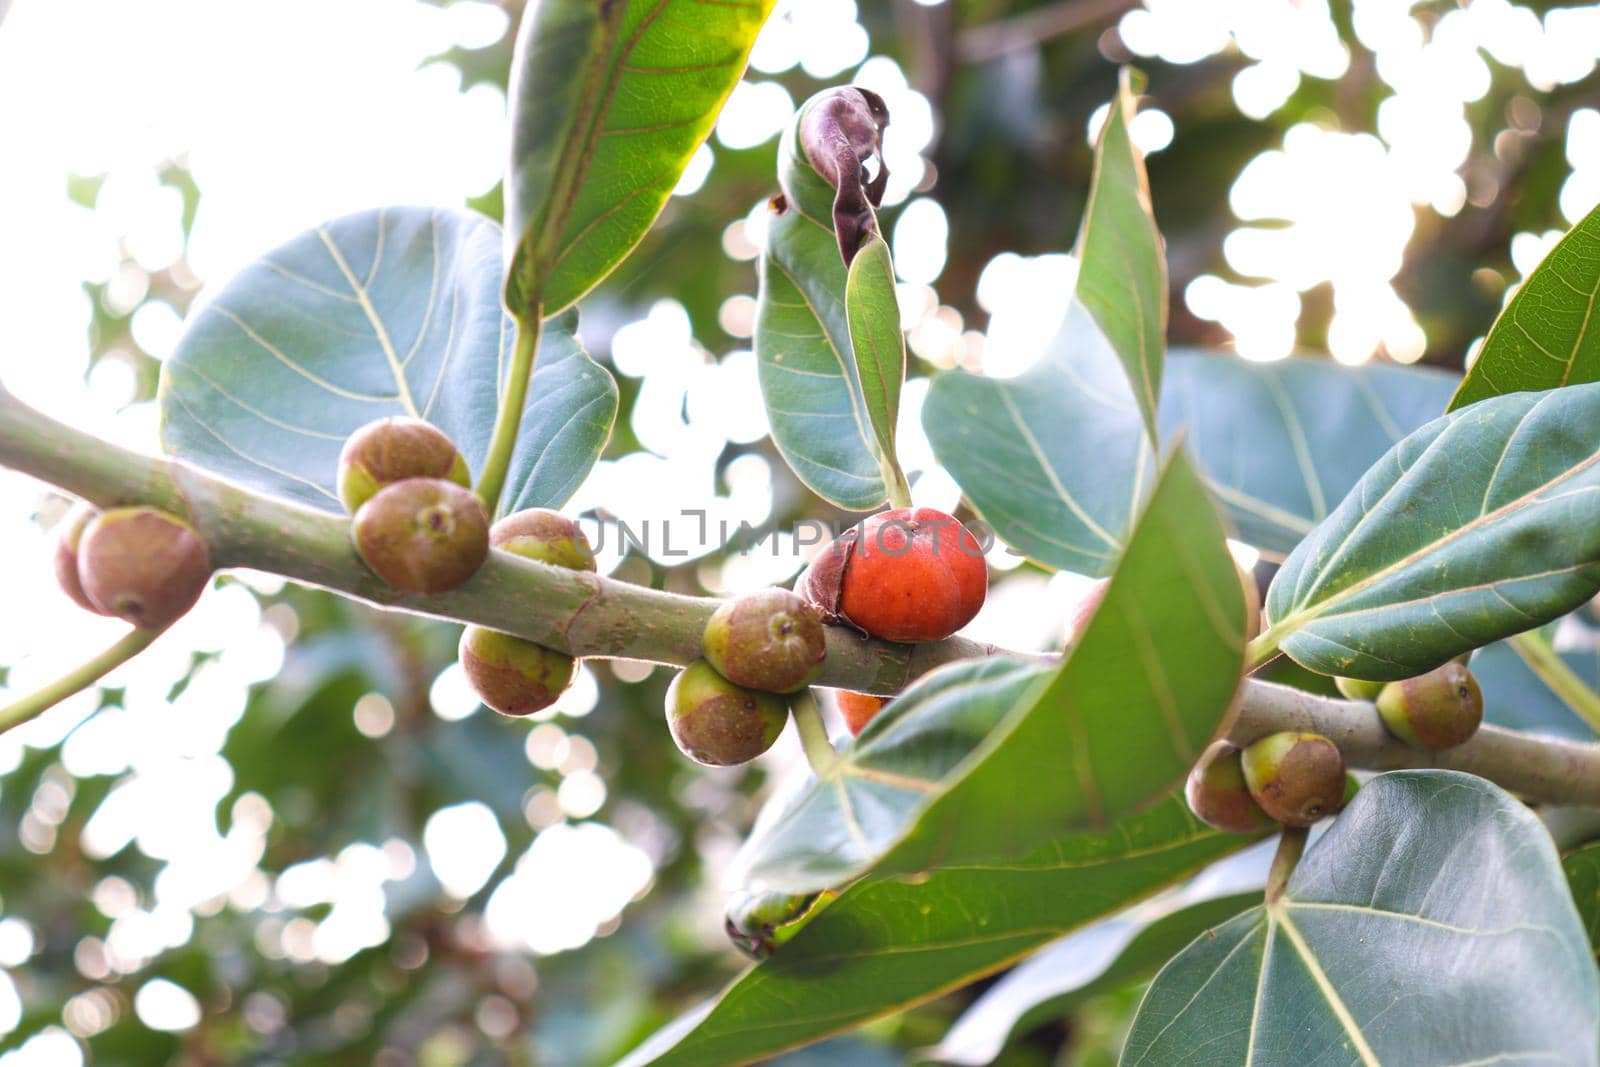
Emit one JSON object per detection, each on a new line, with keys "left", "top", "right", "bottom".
{"left": 702, "top": 588, "right": 827, "bottom": 694}
{"left": 835, "top": 691, "right": 887, "bottom": 736}
{"left": 798, "top": 507, "right": 987, "bottom": 643}
{"left": 53, "top": 503, "right": 105, "bottom": 615}
{"left": 1184, "top": 741, "right": 1275, "bottom": 834}
{"left": 351, "top": 477, "right": 489, "bottom": 594}
{"left": 337, "top": 416, "right": 470, "bottom": 513}
{"left": 665, "top": 660, "right": 788, "bottom": 767}
{"left": 458, "top": 626, "right": 576, "bottom": 717}
{"left": 490, "top": 509, "right": 596, "bottom": 572}
{"left": 78, "top": 507, "right": 212, "bottom": 629}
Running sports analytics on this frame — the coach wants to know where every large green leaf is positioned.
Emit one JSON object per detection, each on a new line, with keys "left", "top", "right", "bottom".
{"left": 502, "top": 0, "right": 774, "bottom": 317}
{"left": 845, "top": 234, "right": 906, "bottom": 493}
{"left": 874, "top": 449, "right": 1248, "bottom": 878}
{"left": 732, "top": 659, "right": 1047, "bottom": 896}
{"left": 619, "top": 796, "right": 1250, "bottom": 1067}
{"left": 1075, "top": 69, "right": 1166, "bottom": 442}
{"left": 159, "top": 207, "right": 617, "bottom": 517}
{"left": 1264, "top": 382, "right": 1600, "bottom": 680}
{"left": 924, "top": 303, "right": 1150, "bottom": 574}
{"left": 1451, "top": 203, "right": 1600, "bottom": 411}
{"left": 1122, "top": 771, "right": 1600, "bottom": 1066}
{"left": 1163, "top": 353, "right": 1459, "bottom": 558}
{"left": 755, "top": 115, "right": 889, "bottom": 510}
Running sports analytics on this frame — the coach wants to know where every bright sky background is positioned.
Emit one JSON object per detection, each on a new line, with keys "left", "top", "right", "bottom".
{"left": 0, "top": 0, "right": 1598, "bottom": 1054}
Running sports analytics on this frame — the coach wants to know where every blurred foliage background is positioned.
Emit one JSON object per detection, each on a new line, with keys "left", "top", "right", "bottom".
{"left": 1, "top": 0, "right": 1599, "bottom": 1063}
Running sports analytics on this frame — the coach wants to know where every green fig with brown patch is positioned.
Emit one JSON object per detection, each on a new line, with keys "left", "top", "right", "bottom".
{"left": 78, "top": 507, "right": 211, "bottom": 629}
{"left": 665, "top": 660, "right": 787, "bottom": 767}
{"left": 337, "top": 416, "right": 470, "bottom": 513}
{"left": 1375, "top": 661, "right": 1483, "bottom": 749}
{"left": 1240, "top": 732, "right": 1346, "bottom": 828}
{"left": 1185, "top": 741, "right": 1275, "bottom": 834}
{"left": 702, "top": 588, "right": 826, "bottom": 694}
{"left": 351, "top": 477, "right": 488, "bottom": 594}
{"left": 459, "top": 626, "right": 575, "bottom": 717}
{"left": 490, "top": 509, "right": 595, "bottom": 572}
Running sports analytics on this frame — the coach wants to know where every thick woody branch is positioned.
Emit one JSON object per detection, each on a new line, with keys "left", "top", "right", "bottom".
{"left": 5, "top": 385, "right": 1600, "bottom": 809}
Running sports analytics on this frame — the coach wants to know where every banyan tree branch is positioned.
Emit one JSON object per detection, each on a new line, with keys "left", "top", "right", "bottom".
{"left": 4, "top": 383, "right": 1600, "bottom": 808}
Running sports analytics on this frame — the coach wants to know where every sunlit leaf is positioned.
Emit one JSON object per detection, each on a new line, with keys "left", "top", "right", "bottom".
{"left": 1163, "top": 353, "right": 1459, "bottom": 557}
{"left": 619, "top": 796, "right": 1250, "bottom": 1067}
{"left": 160, "top": 207, "right": 616, "bottom": 517}
{"left": 924, "top": 303, "right": 1149, "bottom": 574}
{"left": 1264, "top": 382, "right": 1600, "bottom": 680}
{"left": 844, "top": 234, "right": 905, "bottom": 491}
{"left": 503, "top": 0, "right": 775, "bottom": 318}
{"left": 1123, "top": 772, "right": 1600, "bottom": 1065}
{"left": 1075, "top": 68, "right": 1166, "bottom": 441}
{"left": 1451, "top": 203, "right": 1600, "bottom": 411}
{"left": 756, "top": 115, "right": 889, "bottom": 510}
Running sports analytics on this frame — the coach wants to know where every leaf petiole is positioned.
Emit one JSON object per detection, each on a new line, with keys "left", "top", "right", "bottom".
{"left": 790, "top": 689, "right": 837, "bottom": 777}
{"left": 0, "top": 625, "right": 161, "bottom": 734}
{"left": 477, "top": 307, "right": 542, "bottom": 516}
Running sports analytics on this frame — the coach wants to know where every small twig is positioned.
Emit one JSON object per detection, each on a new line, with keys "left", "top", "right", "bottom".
{"left": 0, "top": 626, "right": 160, "bottom": 733}
{"left": 790, "top": 689, "right": 838, "bottom": 777}
{"left": 1264, "top": 826, "right": 1308, "bottom": 905}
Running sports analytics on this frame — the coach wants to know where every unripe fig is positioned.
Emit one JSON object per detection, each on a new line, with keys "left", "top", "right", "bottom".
{"left": 1240, "top": 732, "right": 1346, "bottom": 828}
{"left": 1184, "top": 742, "right": 1275, "bottom": 834}
{"left": 77, "top": 507, "right": 211, "bottom": 629}
{"left": 1375, "top": 661, "right": 1483, "bottom": 749}
{"left": 702, "top": 589, "right": 826, "bottom": 694}
{"left": 798, "top": 507, "right": 987, "bottom": 643}
{"left": 836, "top": 691, "right": 887, "bottom": 736}
{"left": 1335, "top": 676, "right": 1385, "bottom": 701}
{"left": 665, "top": 660, "right": 788, "bottom": 767}
{"left": 490, "top": 509, "right": 595, "bottom": 572}
{"left": 351, "top": 477, "right": 488, "bottom": 594}
{"left": 53, "top": 503, "right": 105, "bottom": 614}
{"left": 337, "top": 416, "right": 470, "bottom": 513}
{"left": 458, "top": 626, "right": 575, "bottom": 717}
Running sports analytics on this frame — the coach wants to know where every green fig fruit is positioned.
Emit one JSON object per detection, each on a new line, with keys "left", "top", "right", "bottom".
{"left": 78, "top": 507, "right": 211, "bottom": 629}
{"left": 490, "top": 509, "right": 596, "bottom": 572}
{"left": 459, "top": 626, "right": 576, "bottom": 717}
{"left": 1184, "top": 741, "right": 1276, "bottom": 834}
{"left": 351, "top": 477, "right": 488, "bottom": 594}
{"left": 665, "top": 660, "right": 788, "bottom": 767}
{"left": 1334, "top": 676, "right": 1385, "bottom": 701}
{"left": 337, "top": 416, "right": 470, "bottom": 513}
{"left": 1240, "top": 731, "right": 1346, "bottom": 828}
{"left": 1375, "top": 661, "right": 1483, "bottom": 749}
{"left": 702, "top": 588, "right": 826, "bottom": 694}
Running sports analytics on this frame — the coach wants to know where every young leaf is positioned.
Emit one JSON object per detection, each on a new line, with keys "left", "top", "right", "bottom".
{"left": 619, "top": 795, "right": 1250, "bottom": 1067}
{"left": 1075, "top": 68, "right": 1167, "bottom": 442}
{"left": 1451, "top": 203, "right": 1600, "bottom": 411}
{"left": 502, "top": 0, "right": 775, "bottom": 318}
{"left": 756, "top": 107, "right": 893, "bottom": 510}
{"left": 1263, "top": 382, "right": 1600, "bottom": 680}
{"left": 924, "top": 303, "right": 1150, "bottom": 574}
{"left": 160, "top": 207, "right": 617, "bottom": 516}
{"left": 1163, "top": 353, "right": 1459, "bottom": 557}
{"left": 845, "top": 234, "right": 908, "bottom": 503}
{"left": 873, "top": 447, "right": 1250, "bottom": 878}
{"left": 732, "top": 658, "right": 1050, "bottom": 896}
{"left": 1123, "top": 772, "right": 1600, "bottom": 1066}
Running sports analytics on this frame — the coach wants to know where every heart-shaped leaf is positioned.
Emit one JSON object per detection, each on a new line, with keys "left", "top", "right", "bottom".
{"left": 619, "top": 795, "right": 1251, "bottom": 1067}
{"left": 1122, "top": 771, "right": 1600, "bottom": 1065}
{"left": 1264, "top": 382, "right": 1600, "bottom": 680}
{"left": 873, "top": 448, "right": 1249, "bottom": 879}
{"left": 1451, "top": 202, "right": 1600, "bottom": 411}
{"left": 756, "top": 120, "right": 889, "bottom": 510}
{"left": 503, "top": 0, "right": 775, "bottom": 317}
{"left": 1163, "top": 353, "right": 1459, "bottom": 558}
{"left": 845, "top": 233, "right": 907, "bottom": 498}
{"left": 1075, "top": 68, "right": 1166, "bottom": 442}
{"left": 924, "top": 303, "right": 1149, "bottom": 574}
{"left": 732, "top": 658, "right": 1049, "bottom": 896}
{"left": 159, "top": 207, "right": 617, "bottom": 517}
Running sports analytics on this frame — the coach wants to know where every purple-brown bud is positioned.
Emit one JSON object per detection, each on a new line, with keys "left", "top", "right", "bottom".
{"left": 799, "top": 86, "right": 891, "bottom": 266}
